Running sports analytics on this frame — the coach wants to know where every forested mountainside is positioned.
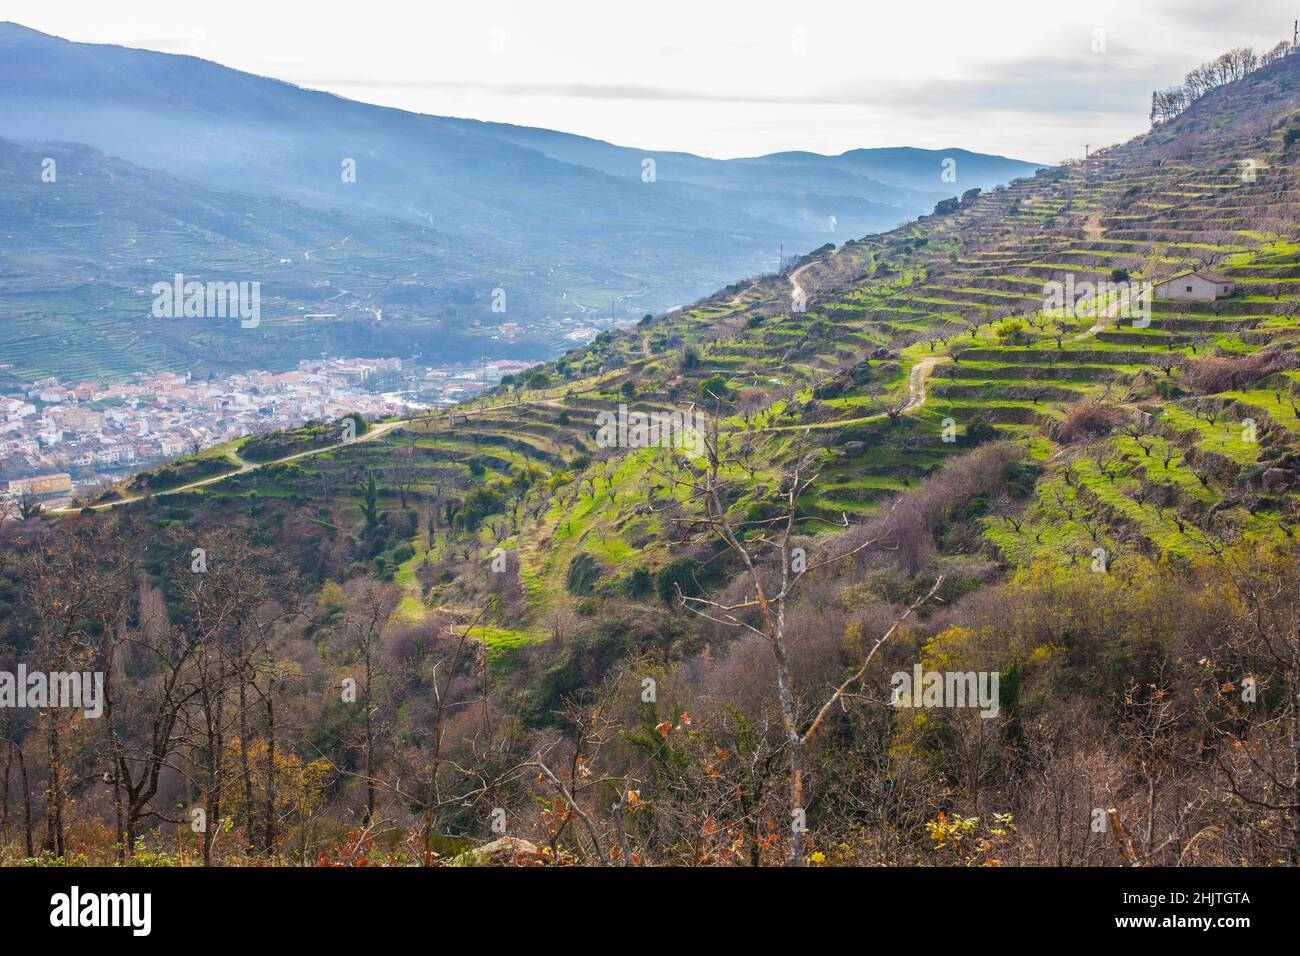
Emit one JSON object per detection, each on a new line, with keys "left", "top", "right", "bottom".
{"left": 2, "top": 44, "right": 1300, "bottom": 867}
{"left": 0, "top": 136, "right": 545, "bottom": 385}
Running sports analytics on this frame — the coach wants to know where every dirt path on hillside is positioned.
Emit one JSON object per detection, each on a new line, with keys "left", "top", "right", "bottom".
{"left": 1065, "top": 285, "right": 1136, "bottom": 342}
{"left": 728, "top": 281, "right": 758, "bottom": 306}
{"left": 1084, "top": 211, "right": 1105, "bottom": 243}
{"left": 755, "top": 356, "right": 950, "bottom": 433}
{"left": 789, "top": 260, "right": 814, "bottom": 309}
{"left": 905, "top": 356, "right": 946, "bottom": 410}
{"left": 55, "top": 419, "right": 404, "bottom": 513}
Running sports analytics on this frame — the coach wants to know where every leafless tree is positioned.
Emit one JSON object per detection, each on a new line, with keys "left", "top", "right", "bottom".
{"left": 648, "top": 417, "right": 942, "bottom": 865}
{"left": 331, "top": 577, "right": 400, "bottom": 828}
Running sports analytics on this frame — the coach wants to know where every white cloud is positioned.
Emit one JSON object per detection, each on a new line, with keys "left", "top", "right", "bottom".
{"left": 4, "top": 0, "right": 1294, "bottom": 160}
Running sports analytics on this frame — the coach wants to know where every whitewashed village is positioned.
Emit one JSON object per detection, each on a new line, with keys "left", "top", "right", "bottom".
{"left": 0, "top": 356, "right": 540, "bottom": 509}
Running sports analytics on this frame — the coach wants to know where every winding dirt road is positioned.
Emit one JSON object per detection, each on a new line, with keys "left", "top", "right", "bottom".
{"left": 54, "top": 419, "right": 405, "bottom": 513}
{"left": 904, "top": 356, "right": 946, "bottom": 411}
{"left": 789, "top": 260, "right": 814, "bottom": 310}
{"left": 1065, "top": 284, "right": 1138, "bottom": 343}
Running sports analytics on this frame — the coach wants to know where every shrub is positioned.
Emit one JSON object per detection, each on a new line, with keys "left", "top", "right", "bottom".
{"left": 625, "top": 565, "right": 653, "bottom": 598}
{"left": 964, "top": 415, "right": 1000, "bottom": 444}
{"left": 1184, "top": 348, "right": 1294, "bottom": 394}
{"left": 1054, "top": 400, "right": 1125, "bottom": 444}
{"left": 521, "top": 604, "right": 695, "bottom": 728}
{"left": 699, "top": 374, "right": 732, "bottom": 400}
{"left": 566, "top": 553, "right": 602, "bottom": 595}
{"left": 995, "top": 318, "right": 1027, "bottom": 345}
{"left": 655, "top": 557, "right": 699, "bottom": 602}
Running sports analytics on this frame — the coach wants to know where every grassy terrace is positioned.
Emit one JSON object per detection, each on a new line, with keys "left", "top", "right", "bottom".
{"left": 79, "top": 86, "right": 1300, "bottom": 671}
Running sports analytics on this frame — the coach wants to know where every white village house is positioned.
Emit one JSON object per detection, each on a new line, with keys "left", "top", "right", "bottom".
{"left": 1152, "top": 269, "right": 1235, "bottom": 301}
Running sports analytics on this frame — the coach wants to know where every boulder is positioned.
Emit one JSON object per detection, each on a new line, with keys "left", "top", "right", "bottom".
{"left": 448, "top": 836, "right": 541, "bottom": 866}
{"left": 1262, "top": 467, "right": 1295, "bottom": 493}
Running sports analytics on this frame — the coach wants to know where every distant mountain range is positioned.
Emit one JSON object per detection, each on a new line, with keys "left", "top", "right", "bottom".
{"left": 0, "top": 21, "right": 1044, "bottom": 380}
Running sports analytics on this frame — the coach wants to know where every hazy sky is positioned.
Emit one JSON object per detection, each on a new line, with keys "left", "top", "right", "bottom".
{"left": 6, "top": 0, "right": 1296, "bottom": 162}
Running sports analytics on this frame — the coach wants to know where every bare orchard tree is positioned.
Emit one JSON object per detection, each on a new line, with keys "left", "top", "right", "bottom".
{"left": 25, "top": 521, "right": 109, "bottom": 856}
{"left": 384, "top": 452, "right": 420, "bottom": 511}
{"left": 415, "top": 608, "right": 485, "bottom": 865}
{"left": 171, "top": 527, "right": 294, "bottom": 865}
{"left": 649, "top": 416, "right": 941, "bottom": 865}
{"left": 102, "top": 574, "right": 200, "bottom": 862}
{"left": 330, "top": 576, "right": 400, "bottom": 828}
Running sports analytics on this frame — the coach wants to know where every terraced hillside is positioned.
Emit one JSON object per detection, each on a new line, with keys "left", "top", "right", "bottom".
{"left": 12, "top": 41, "right": 1300, "bottom": 872}
{"left": 80, "top": 49, "right": 1300, "bottom": 668}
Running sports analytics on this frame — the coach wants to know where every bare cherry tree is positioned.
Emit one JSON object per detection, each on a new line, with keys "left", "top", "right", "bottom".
{"left": 650, "top": 416, "right": 941, "bottom": 865}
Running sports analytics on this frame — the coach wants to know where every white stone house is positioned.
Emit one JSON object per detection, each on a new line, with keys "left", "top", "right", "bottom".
{"left": 1152, "top": 270, "right": 1235, "bottom": 301}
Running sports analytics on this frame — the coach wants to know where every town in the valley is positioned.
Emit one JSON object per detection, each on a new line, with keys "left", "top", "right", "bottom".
{"left": 0, "top": 356, "right": 540, "bottom": 510}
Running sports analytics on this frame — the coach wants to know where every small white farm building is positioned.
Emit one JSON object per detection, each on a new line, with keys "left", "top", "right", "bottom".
{"left": 1152, "top": 270, "right": 1235, "bottom": 301}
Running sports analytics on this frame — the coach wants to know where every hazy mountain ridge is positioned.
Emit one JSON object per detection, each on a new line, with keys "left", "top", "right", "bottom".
{"left": 0, "top": 20, "right": 1042, "bottom": 381}
{"left": 742, "top": 146, "right": 1046, "bottom": 192}
{"left": 0, "top": 137, "right": 560, "bottom": 384}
